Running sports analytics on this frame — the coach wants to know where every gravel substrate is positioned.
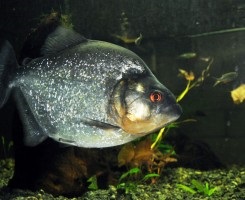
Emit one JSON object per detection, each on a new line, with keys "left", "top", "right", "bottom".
{"left": 0, "top": 159, "right": 244, "bottom": 200}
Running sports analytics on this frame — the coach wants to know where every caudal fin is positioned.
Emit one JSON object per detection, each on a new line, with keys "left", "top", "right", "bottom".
{"left": 0, "top": 40, "right": 17, "bottom": 107}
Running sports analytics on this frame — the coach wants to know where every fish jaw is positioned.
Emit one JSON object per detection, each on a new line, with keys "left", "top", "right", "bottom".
{"left": 120, "top": 101, "right": 182, "bottom": 135}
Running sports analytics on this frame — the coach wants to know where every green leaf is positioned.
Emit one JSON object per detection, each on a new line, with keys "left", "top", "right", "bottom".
{"left": 158, "top": 143, "right": 176, "bottom": 155}
{"left": 190, "top": 179, "right": 217, "bottom": 196}
{"left": 207, "top": 187, "right": 217, "bottom": 196}
{"left": 119, "top": 167, "right": 141, "bottom": 182}
{"left": 117, "top": 182, "right": 136, "bottom": 194}
{"left": 142, "top": 173, "right": 160, "bottom": 181}
{"left": 191, "top": 179, "right": 205, "bottom": 192}
{"left": 117, "top": 182, "right": 126, "bottom": 189}
{"left": 176, "top": 184, "right": 196, "bottom": 194}
{"left": 87, "top": 175, "right": 98, "bottom": 190}
{"left": 166, "top": 122, "right": 179, "bottom": 129}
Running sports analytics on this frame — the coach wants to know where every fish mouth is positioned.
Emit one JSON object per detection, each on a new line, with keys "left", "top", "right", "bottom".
{"left": 170, "top": 103, "right": 182, "bottom": 118}
{"left": 161, "top": 103, "right": 182, "bottom": 119}
{"left": 152, "top": 103, "right": 182, "bottom": 132}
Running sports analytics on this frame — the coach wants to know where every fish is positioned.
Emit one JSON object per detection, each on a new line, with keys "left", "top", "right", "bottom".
{"left": 177, "top": 52, "right": 197, "bottom": 60}
{"left": 0, "top": 26, "right": 181, "bottom": 148}
{"left": 231, "top": 84, "right": 245, "bottom": 104}
{"left": 112, "top": 33, "right": 143, "bottom": 45}
{"left": 213, "top": 72, "right": 238, "bottom": 87}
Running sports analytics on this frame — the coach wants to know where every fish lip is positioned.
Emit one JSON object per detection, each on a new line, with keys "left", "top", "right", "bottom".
{"left": 173, "top": 103, "right": 182, "bottom": 116}
{"left": 162, "top": 103, "right": 182, "bottom": 118}
{"left": 156, "top": 103, "right": 182, "bottom": 130}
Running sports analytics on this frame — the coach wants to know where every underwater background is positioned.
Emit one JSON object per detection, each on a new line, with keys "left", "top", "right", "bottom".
{"left": 0, "top": 0, "right": 245, "bottom": 199}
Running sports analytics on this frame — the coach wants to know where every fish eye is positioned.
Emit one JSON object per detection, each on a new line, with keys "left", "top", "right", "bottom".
{"left": 149, "top": 91, "right": 163, "bottom": 103}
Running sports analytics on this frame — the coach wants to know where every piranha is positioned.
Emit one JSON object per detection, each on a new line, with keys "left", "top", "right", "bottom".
{"left": 0, "top": 27, "right": 181, "bottom": 148}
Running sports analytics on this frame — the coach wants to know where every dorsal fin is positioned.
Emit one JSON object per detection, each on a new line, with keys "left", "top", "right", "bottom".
{"left": 41, "top": 26, "right": 87, "bottom": 56}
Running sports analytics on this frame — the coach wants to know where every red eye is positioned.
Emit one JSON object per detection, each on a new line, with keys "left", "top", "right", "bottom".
{"left": 150, "top": 91, "right": 163, "bottom": 102}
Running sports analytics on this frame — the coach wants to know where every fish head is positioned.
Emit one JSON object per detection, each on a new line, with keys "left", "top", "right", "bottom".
{"left": 111, "top": 74, "right": 182, "bottom": 136}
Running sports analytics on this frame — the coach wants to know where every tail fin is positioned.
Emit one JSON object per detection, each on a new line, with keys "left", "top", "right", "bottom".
{"left": 0, "top": 40, "right": 17, "bottom": 107}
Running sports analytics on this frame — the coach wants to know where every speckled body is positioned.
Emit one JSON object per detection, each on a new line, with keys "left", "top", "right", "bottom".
{"left": 0, "top": 27, "right": 181, "bottom": 147}
{"left": 13, "top": 41, "right": 155, "bottom": 147}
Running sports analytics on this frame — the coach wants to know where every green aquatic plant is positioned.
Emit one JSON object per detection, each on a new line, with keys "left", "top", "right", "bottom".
{"left": 87, "top": 175, "right": 98, "bottom": 190}
{"left": 150, "top": 118, "right": 196, "bottom": 150}
{"left": 118, "top": 138, "right": 177, "bottom": 176}
{"left": 117, "top": 167, "right": 160, "bottom": 194}
{"left": 142, "top": 173, "right": 160, "bottom": 182}
{"left": 176, "top": 179, "right": 218, "bottom": 196}
{"left": 117, "top": 167, "right": 141, "bottom": 194}
{"left": 176, "top": 57, "right": 212, "bottom": 102}
{"left": 118, "top": 167, "right": 141, "bottom": 182}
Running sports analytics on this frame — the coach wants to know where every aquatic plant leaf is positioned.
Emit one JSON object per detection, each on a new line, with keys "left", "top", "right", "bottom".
{"left": 157, "top": 143, "right": 176, "bottom": 155}
{"left": 119, "top": 167, "right": 141, "bottom": 182}
{"left": 142, "top": 173, "right": 160, "bottom": 181}
{"left": 176, "top": 183, "right": 196, "bottom": 194}
{"left": 176, "top": 80, "right": 191, "bottom": 102}
{"left": 87, "top": 175, "right": 98, "bottom": 190}
{"left": 117, "top": 182, "right": 137, "bottom": 194}
{"left": 191, "top": 179, "right": 205, "bottom": 192}
{"left": 190, "top": 179, "right": 217, "bottom": 196}
{"left": 166, "top": 123, "right": 179, "bottom": 129}
{"left": 202, "top": 182, "right": 217, "bottom": 196}
{"left": 205, "top": 182, "right": 209, "bottom": 190}
{"left": 207, "top": 187, "right": 217, "bottom": 196}
{"left": 151, "top": 127, "right": 165, "bottom": 149}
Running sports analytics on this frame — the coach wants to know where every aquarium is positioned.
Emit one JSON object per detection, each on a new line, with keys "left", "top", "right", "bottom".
{"left": 0, "top": 0, "right": 245, "bottom": 199}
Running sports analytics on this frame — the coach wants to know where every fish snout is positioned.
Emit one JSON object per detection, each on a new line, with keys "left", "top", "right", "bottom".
{"left": 168, "top": 103, "right": 182, "bottom": 119}
{"left": 159, "top": 91, "right": 182, "bottom": 120}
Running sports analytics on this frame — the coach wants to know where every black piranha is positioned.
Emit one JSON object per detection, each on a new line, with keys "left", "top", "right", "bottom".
{"left": 0, "top": 27, "right": 181, "bottom": 148}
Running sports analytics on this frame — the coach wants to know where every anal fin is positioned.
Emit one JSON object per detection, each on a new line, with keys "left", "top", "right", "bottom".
{"left": 13, "top": 88, "right": 48, "bottom": 146}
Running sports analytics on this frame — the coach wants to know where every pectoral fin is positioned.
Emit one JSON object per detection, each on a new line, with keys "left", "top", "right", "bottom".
{"left": 81, "top": 118, "right": 120, "bottom": 130}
